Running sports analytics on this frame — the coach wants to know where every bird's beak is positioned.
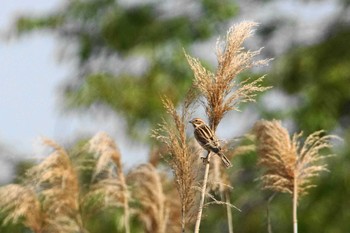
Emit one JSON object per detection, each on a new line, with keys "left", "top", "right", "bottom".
{"left": 189, "top": 120, "right": 193, "bottom": 124}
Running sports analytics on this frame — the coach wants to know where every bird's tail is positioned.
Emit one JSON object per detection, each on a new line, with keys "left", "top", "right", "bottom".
{"left": 218, "top": 152, "right": 232, "bottom": 168}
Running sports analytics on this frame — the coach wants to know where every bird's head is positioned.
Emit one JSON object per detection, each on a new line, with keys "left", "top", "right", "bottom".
{"left": 189, "top": 118, "right": 206, "bottom": 128}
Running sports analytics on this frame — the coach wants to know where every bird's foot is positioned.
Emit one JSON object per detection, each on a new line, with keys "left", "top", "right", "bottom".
{"left": 200, "top": 156, "right": 209, "bottom": 165}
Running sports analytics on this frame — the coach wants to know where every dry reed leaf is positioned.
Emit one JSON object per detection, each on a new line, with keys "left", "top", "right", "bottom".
{"left": 255, "top": 120, "right": 337, "bottom": 198}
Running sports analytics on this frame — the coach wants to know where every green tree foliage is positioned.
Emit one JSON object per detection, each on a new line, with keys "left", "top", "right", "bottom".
{"left": 271, "top": 29, "right": 350, "bottom": 133}
{"left": 14, "top": 0, "right": 237, "bottom": 139}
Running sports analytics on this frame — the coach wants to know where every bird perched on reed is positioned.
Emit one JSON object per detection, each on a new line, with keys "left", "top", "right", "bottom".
{"left": 189, "top": 118, "right": 232, "bottom": 168}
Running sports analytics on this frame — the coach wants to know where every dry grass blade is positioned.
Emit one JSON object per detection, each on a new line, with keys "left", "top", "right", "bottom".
{"left": 0, "top": 184, "right": 42, "bottom": 232}
{"left": 85, "top": 132, "right": 130, "bottom": 233}
{"left": 204, "top": 192, "right": 241, "bottom": 212}
{"left": 185, "top": 21, "right": 271, "bottom": 130}
{"left": 152, "top": 96, "right": 201, "bottom": 232}
{"left": 127, "top": 164, "right": 167, "bottom": 233}
{"left": 25, "top": 138, "right": 83, "bottom": 233}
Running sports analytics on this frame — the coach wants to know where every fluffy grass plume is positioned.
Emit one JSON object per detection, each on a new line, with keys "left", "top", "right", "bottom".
{"left": 185, "top": 21, "right": 271, "bottom": 131}
{"left": 26, "top": 139, "right": 84, "bottom": 233}
{"left": 255, "top": 120, "right": 336, "bottom": 196}
{"left": 254, "top": 120, "right": 338, "bottom": 233}
{"left": 84, "top": 132, "right": 130, "bottom": 233}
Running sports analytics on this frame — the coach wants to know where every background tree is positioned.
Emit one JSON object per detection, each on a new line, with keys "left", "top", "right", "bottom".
{"left": 13, "top": 0, "right": 237, "bottom": 139}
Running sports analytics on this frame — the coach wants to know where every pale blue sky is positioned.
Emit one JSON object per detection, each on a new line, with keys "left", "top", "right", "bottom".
{"left": 0, "top": 1, "right": 64, "bottom": 149}
{"left": 1, "top": 4, "right": 64, "bottom": 151}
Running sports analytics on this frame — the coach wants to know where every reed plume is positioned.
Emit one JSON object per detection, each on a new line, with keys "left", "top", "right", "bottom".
{"left": 0, "top": 184, "right": 42, "bottom": 232}
{"left": 83, "top": 132, "right": 130, "bottom": 233}
{"left": 153, "top": 93, "right": 201, "bottom": 233}
{"left": 254, "top": 120, "right": 338, "bottom": 233}
{"left": 0, "top": 139, "right": 86, "bottom": 233}
{"left": 25, "top": 139, "right": 84, "bottom": 233}
{"left": 127, "top": 163, "right": 167, "bottom": 233}
{"left": 185, "top": 21, "right": 271, "bottom": 233}
{"left": 185, "top": 21, "right": 271, "bottom": 131}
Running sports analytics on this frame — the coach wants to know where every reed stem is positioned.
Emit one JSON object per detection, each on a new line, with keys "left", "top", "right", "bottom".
{"left": 194, "top": 153, "right": 212, "bottom": 233}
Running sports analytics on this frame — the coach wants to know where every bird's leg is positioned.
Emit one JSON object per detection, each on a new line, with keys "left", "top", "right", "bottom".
{"left": 201, "top": 151, "right": 210, "bottom": 164}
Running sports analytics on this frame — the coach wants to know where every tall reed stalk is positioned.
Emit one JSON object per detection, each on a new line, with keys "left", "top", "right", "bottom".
{"left": 186, "top": 21, "right": 270, "bottom": 232}
{"left": 293, "top": 174, "right": 298, "bottom": 233}
{"left": 153, "top": 93, "right": 200, "bottom": 233}
{"left": 225, "top": 191, "right": 234, "bottom": 233}
{"left": 194, "top": 153, "right": 211, "bottom": 233}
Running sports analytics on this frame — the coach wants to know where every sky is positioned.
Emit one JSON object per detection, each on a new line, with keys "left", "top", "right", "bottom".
{"left": 0, "top": 1, "right": 64, "bottom": 151}
{"left": 0, "top": 1, "right": 148, "bottom": 183}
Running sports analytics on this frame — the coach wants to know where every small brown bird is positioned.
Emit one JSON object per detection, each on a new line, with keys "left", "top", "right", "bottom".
{"left": 189, "top": 118, "right": 232, "bottom": 168}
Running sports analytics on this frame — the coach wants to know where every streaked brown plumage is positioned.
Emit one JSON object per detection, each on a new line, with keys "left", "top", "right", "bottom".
{"left": 189, "top": 118, "right": 232, "bottom": 168}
